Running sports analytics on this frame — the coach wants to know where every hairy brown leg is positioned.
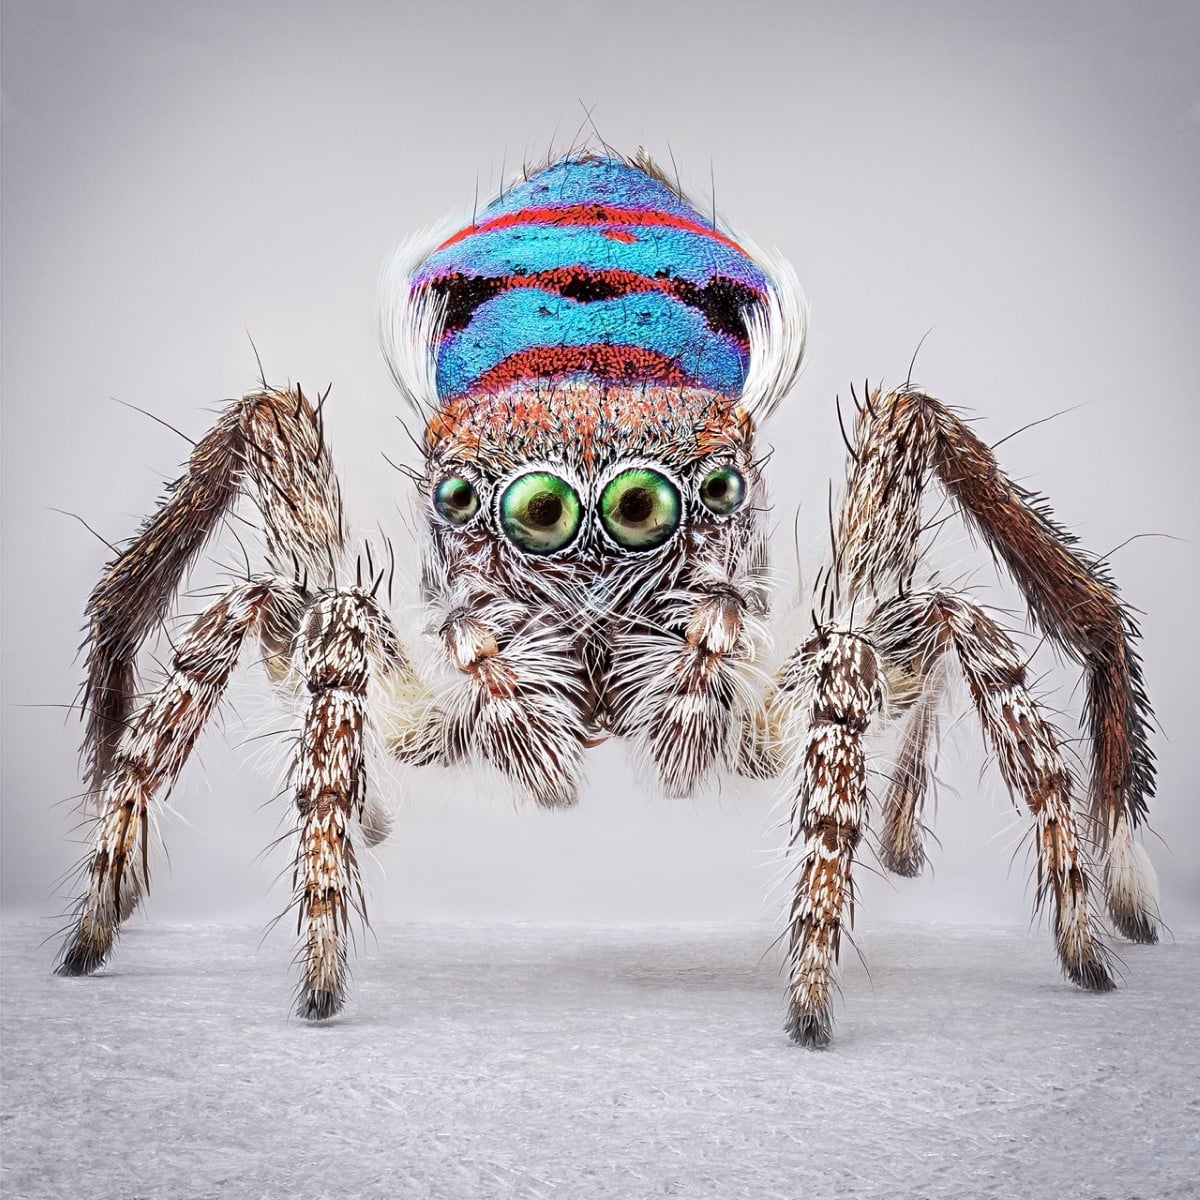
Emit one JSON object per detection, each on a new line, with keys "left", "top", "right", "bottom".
{"left": 82, "top": 386, "right": 346, "bottom": 798}
{"left": 837, "top": 386, "right": 1158, "bottom": 942}
{"left": 59, "top": 579, "right": 304, "bottom": 976}
{"left": 775, "top": 629, "right": 885, "bottom": 1048}
{"left": 877, "top": 661, "right": 948, "bottom": 878}
{"left": 290, "top": 589, "right": 378, "bottom": 1019}
{"left": 871, "top": 590, "right": 1114, "bottom": 991}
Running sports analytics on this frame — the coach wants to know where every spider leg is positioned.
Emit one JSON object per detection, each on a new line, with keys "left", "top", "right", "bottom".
{"left": 875, "top": 665, "right": 942, "bottom": 878}
{"left": 57, "top": 577, "right": 305, "bottom": 975}
{"left": 870, "top": 590, "right": 1114, "bottom": 992}
{"left": 774, "top": 589, "right": 1113, "bottom": 1047}
{"left": 64, "top": 384, "right": 449, "bottom": 1018}
{"left": 290, "top": 588, "right": 387, "bottom": 1019}
{"left": 81, "top": 386, "right": 346, "bottom": 799}
{"left": 775, "top": 628, "right": 885, "bottom": 1048}
{"left": 838, "top": 386, "right": 1158, "bottom": 942}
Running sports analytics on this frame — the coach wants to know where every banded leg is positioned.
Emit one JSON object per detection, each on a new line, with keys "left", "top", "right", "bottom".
{"left": 871, "top": 591, "right": 1114, "bottom": 991}
{"left": 291, "top": 589, "right": 384, "bottom": 1019}
{"left": 777, "top": 630, "right": 885, "bottom": 1047}
{"left": 837, "top": 385, "right": 1158, "bottom": 941}
{"left": 58, "top": 579, "right": 303, "bottom": 975}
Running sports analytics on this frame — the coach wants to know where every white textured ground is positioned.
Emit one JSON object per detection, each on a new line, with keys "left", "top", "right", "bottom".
{"left": 2, "top": 921, "right": 1197, "bottom": 1200}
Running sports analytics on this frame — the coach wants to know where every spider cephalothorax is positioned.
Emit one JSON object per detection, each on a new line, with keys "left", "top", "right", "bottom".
{"left": 418, "top": 378, "right": 772, "bottom": 806}
{"left": 57, "top": 149, "right": 1160, "bottom": 1045}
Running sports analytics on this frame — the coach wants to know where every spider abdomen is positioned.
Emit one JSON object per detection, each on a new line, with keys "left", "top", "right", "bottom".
{"left": 411, "top": 155, "right": 772, "bottom": 400}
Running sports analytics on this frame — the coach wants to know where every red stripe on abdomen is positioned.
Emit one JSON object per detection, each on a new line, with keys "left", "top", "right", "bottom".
{"left": 473, "top": 345, "right": 691, "bottom": 392}
{"left": 435, "top": 205, "right": 748, "bottom": 255}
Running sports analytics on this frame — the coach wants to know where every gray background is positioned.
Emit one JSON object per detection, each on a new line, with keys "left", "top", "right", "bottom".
{"left": 3, "top": 0, "right": 1197, "bottom": 936}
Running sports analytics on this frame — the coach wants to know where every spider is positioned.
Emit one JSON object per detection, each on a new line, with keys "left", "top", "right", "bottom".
{"left": 56, "top": 149, "right": 1160, "bottom": 1047}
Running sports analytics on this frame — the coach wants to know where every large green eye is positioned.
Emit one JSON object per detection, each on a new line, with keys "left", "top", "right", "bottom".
{"left": 433, "top": 477, "right": 479, "bottom": 525}
{"left": 698, "top": 466, "right": 746, "bottom": 515}
{"left": 599, "top": 468, "right": 681, "bottom": 550}
{"left": 500, "top": 471, "right": 582, "bottom": 553}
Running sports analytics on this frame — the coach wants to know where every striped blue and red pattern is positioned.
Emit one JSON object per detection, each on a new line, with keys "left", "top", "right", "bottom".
{"left": 411, "top": 156, "right": 771, "bottom": 399}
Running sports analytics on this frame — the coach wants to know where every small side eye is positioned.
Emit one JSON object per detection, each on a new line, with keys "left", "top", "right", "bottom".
{"left": 433, "top": 477, "right": 480, "bottom": 525}
{"left": 599, "top": 468, "right": 681, "bottom": 550}
{"left": 500, "top": 472, "right": 582, "bottom": 553}
{"left": 698, "top": 466, "right": 746, "bottom": 515}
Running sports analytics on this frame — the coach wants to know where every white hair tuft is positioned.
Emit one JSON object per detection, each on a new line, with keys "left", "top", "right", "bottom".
{"left": 1106, "top": 815, "right": 1162, "bottom": 928}
{"left": 378, "top": 218, "right": 458, "bottom": 417}
{"left": 738, "top": 243, "right": 809, "bottom": 422}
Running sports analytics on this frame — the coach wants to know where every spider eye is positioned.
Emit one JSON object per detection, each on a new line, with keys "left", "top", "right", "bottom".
{"left": 599, "top": 468, "right": 681, "bottom": 551}
{"left": 698, "top": 466, "right": 746, "bottom": 515}
{"left": 433, "top": 477, "right": 480, "bottom": 525}
{"left": 500, "top": 472, "right": 582, "bottom": 553}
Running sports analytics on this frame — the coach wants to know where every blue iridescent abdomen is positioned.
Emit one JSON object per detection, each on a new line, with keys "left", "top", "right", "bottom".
{"left": 411, "top": 156, "right": 771, "bottom": 399}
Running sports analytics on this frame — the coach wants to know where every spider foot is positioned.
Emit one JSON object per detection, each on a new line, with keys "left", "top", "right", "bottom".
{"left": 1063, "top": 949, "right": 1118, "bottom": 993}
{"left": 878, "top": 837, "right": 925, "bottom": 879}
{"left": 296, "top": 984, "right": 346, "bottom": 1022}
{"left": 785, "top": 1006, "right": 833, "bottom": 1049}
{"left": 55, "top": 918, "right": 114, "bottom": 977}
{"left": 1057, "top": 901, "right": 1117, "bottom": 993}
{"left": 294, "top": 917, "right": 351, "bottom": 1022}
{"left": 1110, "top": 908, "right": 1159, "bottom": 946}
{"left": 1105, "top": 821, "right": 1161, "bottom": 945}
